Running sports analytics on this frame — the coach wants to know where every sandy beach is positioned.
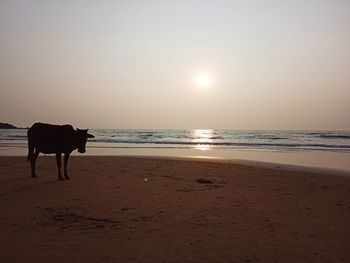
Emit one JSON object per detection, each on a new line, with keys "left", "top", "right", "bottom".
{"left": 0, "top": 156, "right": 350, "bottom": 262}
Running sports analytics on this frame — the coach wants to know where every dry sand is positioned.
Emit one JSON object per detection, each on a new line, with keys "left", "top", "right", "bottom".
{"left": 0, "top": 156, "right": 349, "bottom": 262}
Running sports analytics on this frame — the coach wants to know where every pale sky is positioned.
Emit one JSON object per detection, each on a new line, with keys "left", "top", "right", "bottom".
{"left": 1, "top": 0, "right": 349, "bottom": 129}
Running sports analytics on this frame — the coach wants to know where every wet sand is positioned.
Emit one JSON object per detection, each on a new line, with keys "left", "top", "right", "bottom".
{"left": 0, "top": 156, "right": 349, "bottom": 262}
{"left": 2, "top": 141, "right": 350, "bottom": 171}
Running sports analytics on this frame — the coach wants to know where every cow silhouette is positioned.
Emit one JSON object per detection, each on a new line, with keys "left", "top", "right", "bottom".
{"left": 27, "top": 122, "right": 94, "bottom": 180}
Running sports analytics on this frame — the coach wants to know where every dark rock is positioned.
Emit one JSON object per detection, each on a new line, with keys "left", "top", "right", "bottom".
{"left": 0, "top": 122, "right": 18, "bottom": 129}
{"left": 196, "top": 178, "right": 214, "bottom": 184}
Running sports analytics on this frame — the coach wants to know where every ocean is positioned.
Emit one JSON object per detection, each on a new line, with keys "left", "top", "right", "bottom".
{"left": 1, "top": 129, "right": 350, "bottom": 171}
{"left": 1, "top": 129, "right": 349, "bottom": 152}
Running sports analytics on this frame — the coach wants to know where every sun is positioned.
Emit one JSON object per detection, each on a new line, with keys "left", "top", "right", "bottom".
{"left": 195, "top": 74, "right": 211, "bottom": 88}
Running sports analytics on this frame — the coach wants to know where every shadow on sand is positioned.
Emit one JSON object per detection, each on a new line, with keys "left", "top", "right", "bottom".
{"left": 0, "top": 179, "right": 61, "bottom": 196}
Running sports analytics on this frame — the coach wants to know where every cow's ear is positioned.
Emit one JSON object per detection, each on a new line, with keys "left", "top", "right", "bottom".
{"left": 87, "top": 134, "right": 95, "bottom": 138}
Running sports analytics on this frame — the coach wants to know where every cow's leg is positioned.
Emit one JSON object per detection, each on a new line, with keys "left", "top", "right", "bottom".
{"left": 30, "top": 149, "right": 39, "bottom": 177}
{"left": 64, "top": 154, "right": 70, "bottom": 180}
{"left": 56, "top": 153, "right": 63, "bottom": 181}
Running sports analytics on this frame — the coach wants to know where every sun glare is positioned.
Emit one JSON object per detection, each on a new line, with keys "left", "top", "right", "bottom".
{"left": 192, "top": 129, "right": 213, "bottom": 151}
{"left": 195, "top": 74, "right": 211, "bottom": 88}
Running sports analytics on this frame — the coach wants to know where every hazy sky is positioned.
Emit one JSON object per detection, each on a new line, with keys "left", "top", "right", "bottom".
{"left": 1, "top": 0, "right": 349, "bottom": 129}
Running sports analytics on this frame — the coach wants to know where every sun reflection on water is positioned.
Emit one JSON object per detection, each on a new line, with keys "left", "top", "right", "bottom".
{"left": 192, "top": 129, "right": 214, "bottom": 151}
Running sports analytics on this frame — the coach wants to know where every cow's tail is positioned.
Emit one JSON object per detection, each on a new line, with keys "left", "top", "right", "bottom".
{"left": 27, "top": 128, "right": 34, "bottom": 163}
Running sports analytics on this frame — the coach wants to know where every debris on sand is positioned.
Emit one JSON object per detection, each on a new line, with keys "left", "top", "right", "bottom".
{"left": 196, "top": 178, "right": 214, "bottom": 184}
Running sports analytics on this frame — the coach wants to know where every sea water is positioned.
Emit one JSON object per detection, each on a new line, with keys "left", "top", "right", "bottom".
{"left": 1, "top": 129, "right": 350, "bottom": 171}
{"left": 1, "top": 129, "right": 350, "bottom": 152}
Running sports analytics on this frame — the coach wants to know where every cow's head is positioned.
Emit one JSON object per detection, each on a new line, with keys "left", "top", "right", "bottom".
{"left": 76, "top": 129, "right": 94, "bottom": 153}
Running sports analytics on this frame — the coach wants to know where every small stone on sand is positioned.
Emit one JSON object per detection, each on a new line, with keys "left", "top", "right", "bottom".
{"left": 196, "top": 178, "right": 213, "bottom": 184}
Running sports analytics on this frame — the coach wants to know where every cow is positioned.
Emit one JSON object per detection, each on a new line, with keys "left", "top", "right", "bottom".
{"left": 27, "top": 122, "right": 94, "bottom": 180}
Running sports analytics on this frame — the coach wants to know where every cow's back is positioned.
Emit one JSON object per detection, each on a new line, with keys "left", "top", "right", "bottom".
{"left": 28, "top": 123, "right": 76, "bottom": 154}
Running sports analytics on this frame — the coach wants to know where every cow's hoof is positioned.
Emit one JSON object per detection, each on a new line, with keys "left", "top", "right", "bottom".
{"left": 65, "top": 177, "right": 70, "bottom": 180}
{"left": 58, "top": 177, "right": 64, "bottom": 181}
